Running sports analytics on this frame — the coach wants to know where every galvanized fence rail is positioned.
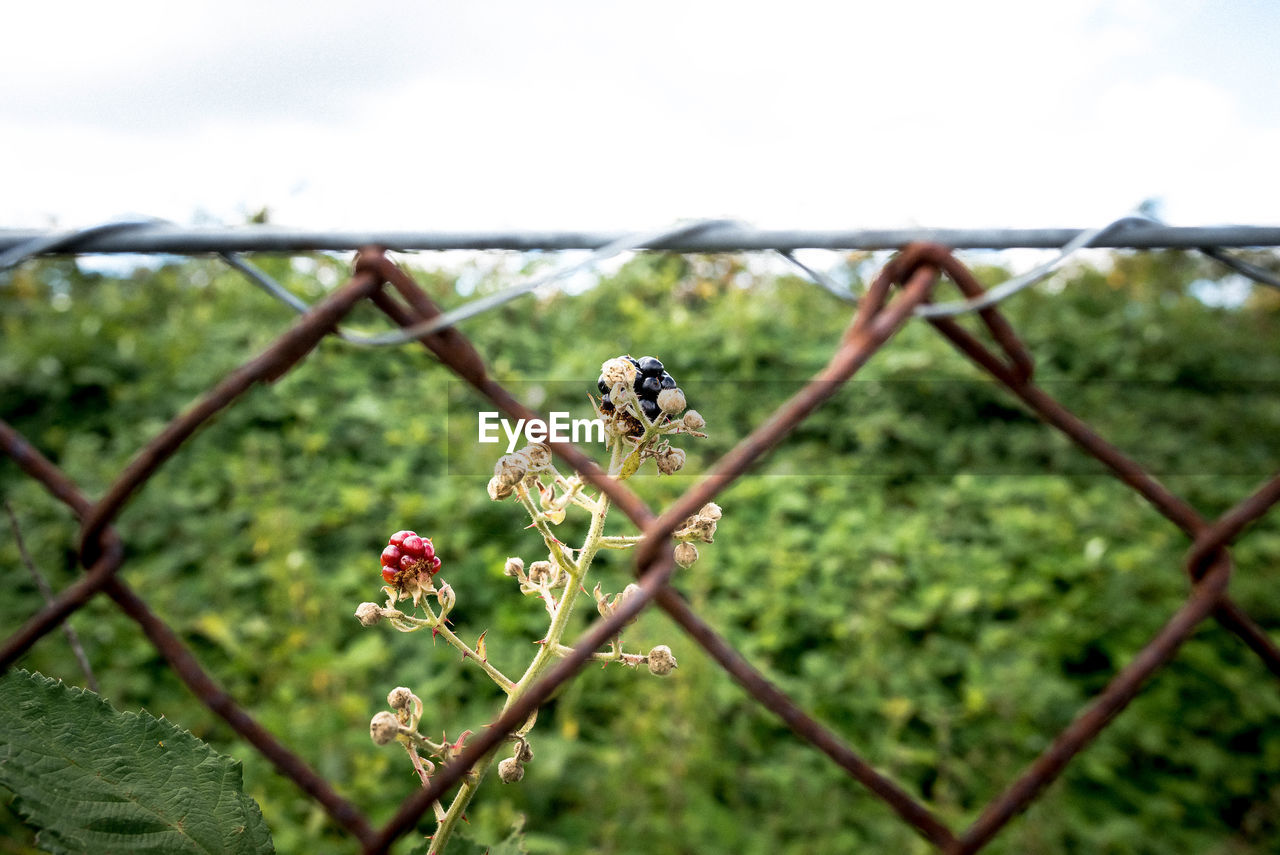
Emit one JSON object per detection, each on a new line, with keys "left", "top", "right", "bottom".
{"left": 2, "top": 223, "right": 1279, "bottom": 853}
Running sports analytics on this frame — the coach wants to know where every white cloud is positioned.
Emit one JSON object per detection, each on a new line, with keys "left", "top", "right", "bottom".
{"left": 1, "top": 1, "right": 1275, "bottom": 233}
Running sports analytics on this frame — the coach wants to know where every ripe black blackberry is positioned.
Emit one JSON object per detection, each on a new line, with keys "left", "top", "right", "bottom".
{"left": 595, "top": 355, "right": 683, "bottom": 428}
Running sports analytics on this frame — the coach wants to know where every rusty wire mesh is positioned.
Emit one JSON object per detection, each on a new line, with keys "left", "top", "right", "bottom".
{"left": 2, "top": 239, "right": 1279, "bottom": 854}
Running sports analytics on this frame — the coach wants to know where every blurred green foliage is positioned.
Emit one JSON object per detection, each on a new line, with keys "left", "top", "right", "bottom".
{"left": 2, "top": 247, "right": 1279, "bottom": 854}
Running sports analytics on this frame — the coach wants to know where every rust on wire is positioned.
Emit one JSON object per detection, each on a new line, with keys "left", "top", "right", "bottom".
{"left": 2, "top": 241, "right": 1279, "bottom": 855}
{"left": 957, "top": 556, "right": 1233, "bottom": 853}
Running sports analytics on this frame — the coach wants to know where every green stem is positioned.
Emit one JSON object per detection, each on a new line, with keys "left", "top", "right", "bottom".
{"left": 385, "top": 608, "right": 516, "bottom": 693}
{"left": 515, "top": 484, "right": 577, "bottom": 580}
{"left": 428, "top": 442, "right": 625, "bottom": 854}
{"left": 551, "top": 643, "right": 647, "bottom": 666}
{"left": 599, "top": 534, "right": 644, "bottom": 549}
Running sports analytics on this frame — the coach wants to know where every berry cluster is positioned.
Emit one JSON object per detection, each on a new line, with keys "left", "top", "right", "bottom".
{"left": 597, "top": 355, "right": 679, "bottom": 422}
{"left": 380, "top": 530, "right": 441, "bottom": 584}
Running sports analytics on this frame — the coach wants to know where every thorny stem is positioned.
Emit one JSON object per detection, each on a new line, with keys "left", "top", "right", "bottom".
{"left": 515, "top": 483, "right": 577, "bottom": 581}
{"left": 384, "top": 607, "right": 517, "bottom": 694}
{"left": 599, "top": 534, "right": 645, "bottom": 549}
{"left": 552, "top": 642, "right": 648, "bottom": 667}
{"left": 427, "top": 440, "right": 627, "bottom": 855}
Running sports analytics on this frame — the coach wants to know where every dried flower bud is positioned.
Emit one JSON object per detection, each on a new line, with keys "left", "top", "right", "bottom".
{"left": 647, "top": 645, "right": 678, "bottom": 676}
{"left": 700, "top": 502, "right": 722, "bottom": 521}
{"left": 677, "top": 513, "right": 717, "bottom": 543}
{"left": 601, "top": 357, "right": 638, "bottom": 391}
{"left": 656, "top": 447, "right": 686, "bottom": 475}
{"left": 674, "top": 542, "right": 699, "bottom": 568}
{"left": 387, "top": 686, "right": 415, "bottom": 710}
{"left": 498, "top": 756, "right": 525, "bottom": 783}
{"left": 528, "top": 560, "right": 553, "bottom": 584}
{"left": 503, "top": 556, "right": 525, "bottom": 578}
{"left": 370, "top": 711, "right": 401, "bottom": 746}
{"left": 522, "top": 442, "right": 553, "bottom": 471}
{"left": 515, "top": 740, "right": 534, "bottom": 763}
{"left": 488, "top": 475, "right": 513, "bottom": 501}
{"left": 355, "top": 602, "right": 383, "bottom": 626}
{"left": 617, "top": 583, "right": 643, "bottom": 611}
{"left": 657, "top": 387, "right": 686, "bottom": 414}
{"left": 493, "top": 453, "right": 528, "bottom": 487}
{"left": 594, "top": 582, "right": 614, "bottom": 618}
{"left": 435, "top": 582, "right": 456, "bottom": 614}
{"left": 682, "top": 410, "right": 706, "bottom": 431}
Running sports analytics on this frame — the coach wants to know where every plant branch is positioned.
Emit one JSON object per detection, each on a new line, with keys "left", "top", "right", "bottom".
{"left": 427, "top": 441, "right": 625, "bottom": 854}
{"left": 515, "top": 483, "right": 577, "bottom": 581}
{"left": 383, "top": 606, "right": 516, "bottom": 694}
{"left": 599, "top": 534, "right": 644, "bottom": 549}
{"left": 551, "top": 643, "right": 647, "bottom": 667}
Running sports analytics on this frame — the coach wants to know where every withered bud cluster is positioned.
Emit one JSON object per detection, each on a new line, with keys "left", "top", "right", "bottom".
{"left": 599, "top": 356, "right": 639, "bottom": 394}
{"left": 595, "top": 582, "right": 645, "bottom": 624}
{"left": 507, "top": 555, "right": 567, "bottom": 594}
{"left": 675, "top": 502, "right": 722, "bottom": 543}
{"left": 487, "top": 443, "right": 552, "bottom": 501}
{"left": 499, "top": 738, "right": 535, "bottom": 784}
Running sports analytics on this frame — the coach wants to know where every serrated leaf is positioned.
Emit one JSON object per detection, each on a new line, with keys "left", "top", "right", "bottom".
{"left": 0, "top": 670, "right": 274, "bottom": 855}
{"left": 487, "top": 814, "right": 530, "bottom": 855}
{"left": 429, "top": 814, "right": 529, "bottom": 855}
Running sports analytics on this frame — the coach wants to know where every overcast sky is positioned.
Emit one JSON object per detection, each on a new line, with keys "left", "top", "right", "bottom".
{"left": 2, "top": 1, "right": 1276, "bottom": 234}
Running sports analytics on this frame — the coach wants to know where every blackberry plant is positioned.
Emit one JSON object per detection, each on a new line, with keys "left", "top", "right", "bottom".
{"left": 355, "top": 355, "right": 716, "bottom": 853}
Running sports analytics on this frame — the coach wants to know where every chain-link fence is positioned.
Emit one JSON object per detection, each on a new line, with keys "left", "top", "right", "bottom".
{"left": 2, "top": 220, "right": 1279, "bottom": 853}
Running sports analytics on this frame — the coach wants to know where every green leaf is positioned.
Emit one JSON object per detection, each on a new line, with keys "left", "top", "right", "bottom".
{"left": 432, "top": 815, "right": 530, "bottom": 855}
{"left": 0, "top": 670, "right": 274, "bottom": 855}
{"left": 487, "top": 816, "right": 531, "bottom": 855}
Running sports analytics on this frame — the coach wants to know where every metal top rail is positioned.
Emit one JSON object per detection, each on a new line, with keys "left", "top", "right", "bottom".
{"left": 3, "top": 222, "right": 1280, "bottom": 255}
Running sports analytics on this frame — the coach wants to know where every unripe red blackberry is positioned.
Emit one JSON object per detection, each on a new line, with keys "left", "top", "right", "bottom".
{"left": 401, "top": 534, "right": 426, "bottom": 558}
{"left": 380, "top": 531, "right": 440, "bottom": 583}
